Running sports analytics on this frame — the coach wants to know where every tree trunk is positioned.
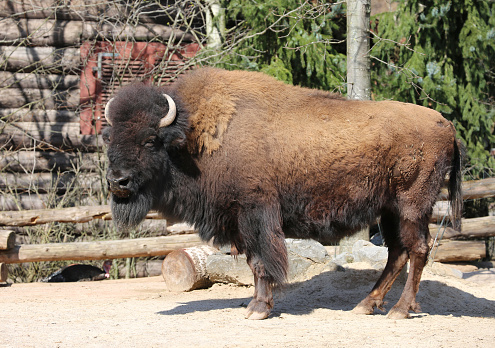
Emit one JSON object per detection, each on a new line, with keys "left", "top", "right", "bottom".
{"left": 206, "top": 0, "right": 225, "bottom": 49}
{"left": 346, "top": 0, "right": 371, "bottom": 100}
{"left": 342, "top": 0, "right": 372, "bottom": 245}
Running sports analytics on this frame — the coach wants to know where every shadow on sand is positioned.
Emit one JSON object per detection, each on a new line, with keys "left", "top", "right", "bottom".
{"left": 156, "top": 267, "right": 495, "bottom": 319}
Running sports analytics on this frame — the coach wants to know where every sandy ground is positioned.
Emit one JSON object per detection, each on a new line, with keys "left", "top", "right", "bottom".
{"left": 1, "top": 262, "right": 495, "bottom": 348}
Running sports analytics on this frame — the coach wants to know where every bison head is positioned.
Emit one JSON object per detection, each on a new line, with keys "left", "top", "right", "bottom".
{"left": 103, "top": 84, "right": 186, "bottom": 228}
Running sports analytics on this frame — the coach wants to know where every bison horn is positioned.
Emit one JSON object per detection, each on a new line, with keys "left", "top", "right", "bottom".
{"left": 104, "top": 97, "right": 114, "bottom": 126}
{"left": 159, "top": 94, "right": 177, "bottom": 128}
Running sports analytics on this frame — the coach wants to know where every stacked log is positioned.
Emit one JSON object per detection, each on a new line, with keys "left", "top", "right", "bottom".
{"left": 0, "top": 1, "right": 200, "bottom": 211}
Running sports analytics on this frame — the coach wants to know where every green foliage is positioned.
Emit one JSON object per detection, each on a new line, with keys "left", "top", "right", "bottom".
{"left": 220, "top": 0, "right": 347, "bottom": 92}
{"left": 371, "top": 0, "right": 495, "bottom": 176}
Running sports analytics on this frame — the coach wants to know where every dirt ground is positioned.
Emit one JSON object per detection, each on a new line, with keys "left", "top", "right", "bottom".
{"left": 2, "top": 262, "right": 494, "bottom": 348}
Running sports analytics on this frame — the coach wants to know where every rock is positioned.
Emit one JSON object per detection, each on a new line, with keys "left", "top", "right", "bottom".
{"left": 332, "top": 251, "right": 355, "bottom": 266}
{"left": 285, "top": 238, "right": 330, "bottom": 263}
{"left": 206, "top": 239, "right": 333, "bottom": 286}
{"left": 206, "top": 253, "right": 253, "bottom": 286}
{"left": 352, "top": 240, "right": 388, "bottom": 269}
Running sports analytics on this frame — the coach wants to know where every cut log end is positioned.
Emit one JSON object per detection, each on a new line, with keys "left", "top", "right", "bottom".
{"left": 0, "top": 230, "right": 16, "bottom": 250}
{"left": 161, "top": 245, "right": 217, "bottom": 292}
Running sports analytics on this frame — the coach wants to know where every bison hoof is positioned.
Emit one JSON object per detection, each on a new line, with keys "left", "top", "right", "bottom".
{"left": 245, "top": 299, "right": 271, "bottom": 320}
{"left": 387, "top": 306, "right": 410, "bottom": 320}
{"left": 352, "top": 299, "right": 386, "bottom": 315}
{"left": 351, "top": 304, "right": 374, "bottom": 315}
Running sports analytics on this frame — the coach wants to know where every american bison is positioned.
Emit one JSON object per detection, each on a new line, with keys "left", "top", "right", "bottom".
{"left": 104, "top": 68, "right": 463, "bottom": 320}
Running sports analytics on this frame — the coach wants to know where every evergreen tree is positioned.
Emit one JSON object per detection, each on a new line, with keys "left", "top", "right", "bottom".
{"left": 220, "top": 0, "right": 347, "bottom": 92}
{"left": 370, "top": 0, "right": 495, "bottom": 175}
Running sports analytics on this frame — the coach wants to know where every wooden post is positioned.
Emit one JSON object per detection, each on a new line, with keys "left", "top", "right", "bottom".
{"left": 0, "top": 230, "right": 16, "bottom": 250}
{"left": 0, "top": 263, "right": 8, "bottom": 283}
{"left": 161, "top": 245, "right": 218, "bottom": 292}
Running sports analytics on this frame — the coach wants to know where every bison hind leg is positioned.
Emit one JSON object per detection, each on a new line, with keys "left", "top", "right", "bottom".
{"left": 353, "top": 209, "right": 410, "bottom": 315}
{"left": 387, "top": 217, "right": 429, "bottom": 319}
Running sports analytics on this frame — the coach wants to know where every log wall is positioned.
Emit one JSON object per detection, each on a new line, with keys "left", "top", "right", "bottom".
{"left": 0, "top": 0, "right": 199, "bottom": 211}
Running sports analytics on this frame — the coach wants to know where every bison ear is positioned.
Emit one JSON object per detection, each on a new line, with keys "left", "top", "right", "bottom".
{"left": 158, "top": 127, "right": 187, "bottom": 150}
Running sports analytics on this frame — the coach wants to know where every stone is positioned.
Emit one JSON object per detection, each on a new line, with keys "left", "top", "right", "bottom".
{"left": 206, "top": 238, "right": 333, "bottom": 286}
{"left": 352, "top": 240, "right": 389, "bottom": 268}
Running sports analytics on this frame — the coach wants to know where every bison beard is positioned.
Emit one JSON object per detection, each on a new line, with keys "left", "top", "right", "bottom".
{"left": 103, "top": 67, "right": 464, "bottom": 321}
{"left": 111, "top": 189, "right": 153, "bottom": 229}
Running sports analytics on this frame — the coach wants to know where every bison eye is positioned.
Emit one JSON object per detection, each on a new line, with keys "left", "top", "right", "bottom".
{"left": 144, "top": 136, "right": 157, "bottom": 148}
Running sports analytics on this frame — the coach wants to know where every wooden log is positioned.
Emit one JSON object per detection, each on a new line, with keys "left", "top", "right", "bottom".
{"left": 0, "top": 108, "right": 77, "bottom": 123}
{"left": 0, "top": 0, "right": 123, "bottom": 20}
{"left": 431, "top": 240, "right": 486, "bottom": 262}
{"left": 0, "top": 230, "right": 16, "bottom": 250}
{"left": 0, "top": 263, "right": 8, "bottom": 282}
{"left": 0, "top": 72, "right": 79, "bottom": 90}
{"left": 0, "top": 205, "right": 181, "bottom": 227}
{"left": 0, "top": 194, "right": 50, "bottom": 211}
{"left": 429, "top": 216, "right": 495, "bottom": 240}
{"left": 0, "top": 234, "right": 204, "bottom": 263}
{"left": 0, "top": 193, "right": 103, "bottom": 211}
{"left": 0, "top": 150, "right": 101, "bottom": 172}
{"left": 0, "top": 122, "right": 102, "bottom": 151}
{"left": 161, "top": 245, "right": 218, "bottom": 292}
{"left": 439, "top": 177, "right": 495, "bottom": 200}
{"left": 0, "top": 205, "right": 112, "bottom": 226}
{"left": 0, "top": 0, "right": 188, "bottom": 24}
{"left": 0, "top": 18, "right": 196, "bottom": 47}
{"left": 0, "top": 88, "right": 79, "bottom": 109}
{"left": 0, "top": 46, "right": 80, "bottom": 73}
{"left": 0, "top": 172, "right": 103, "bottom": 193}
{"left": 431, "top": 200, "right": 450, "bottom": 223}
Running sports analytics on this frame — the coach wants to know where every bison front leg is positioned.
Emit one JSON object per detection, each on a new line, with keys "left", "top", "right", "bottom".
{"left": 245, "top": 255, "right": 275, "bottom": 320}
{"left": 238, "top": 204, "right": 288, "bottom": 320}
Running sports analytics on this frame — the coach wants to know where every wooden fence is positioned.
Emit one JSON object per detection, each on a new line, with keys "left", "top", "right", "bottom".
{"left": 0, "top": 178, "right": 494, "bottom": 273}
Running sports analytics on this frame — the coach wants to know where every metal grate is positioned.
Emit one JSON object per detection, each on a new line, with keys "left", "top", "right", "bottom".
{"left": 79, "top": 41, "right": 199, "bottom": 135}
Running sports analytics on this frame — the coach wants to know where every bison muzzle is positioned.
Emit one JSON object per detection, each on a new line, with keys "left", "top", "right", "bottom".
{"left": 104, "top": 67, "right": 463, "bottom": 320}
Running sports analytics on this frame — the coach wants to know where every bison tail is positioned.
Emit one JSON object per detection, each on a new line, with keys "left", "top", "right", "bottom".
{"left": 449, "top": 139, "right": 464, "bottom": 231}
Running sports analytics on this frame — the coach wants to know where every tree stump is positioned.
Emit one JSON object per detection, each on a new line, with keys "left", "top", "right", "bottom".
{"left": 161, "top": 245, "right": 218, "bottom": 292}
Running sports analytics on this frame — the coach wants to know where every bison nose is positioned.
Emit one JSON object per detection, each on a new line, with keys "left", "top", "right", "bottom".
{"left": 107, "top": 171, "right": 132, "bottom": 198}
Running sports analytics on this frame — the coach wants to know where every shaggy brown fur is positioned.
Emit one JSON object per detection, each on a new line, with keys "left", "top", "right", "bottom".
{"left": 104, "top": 67, "right": 463, "bottom": 321}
